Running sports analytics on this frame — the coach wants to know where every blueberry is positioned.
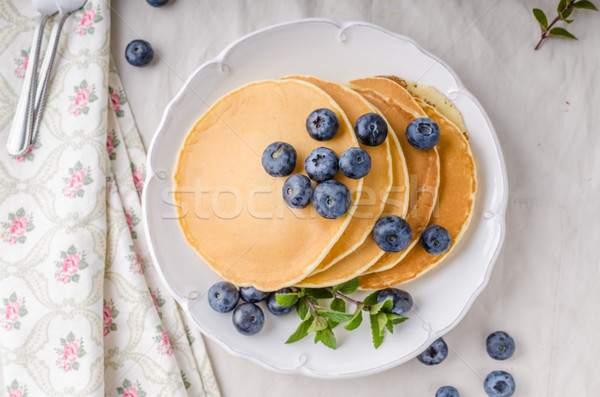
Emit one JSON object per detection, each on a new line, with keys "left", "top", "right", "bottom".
{"left": 354, "top": 113, "right": 388, "bottom": 146}
{"left": 421, "top": 225, "right": 452, "bottom": 255}
{"left": 313, "top": 180, "right": 351, "bottom": 219}
{"left": 146, "top": 0, "right": 168, "bottom": 6}
{"left": 373, "top": 216, "right": 412, "bottom": 253}
{"left": 306, "top": 108, "right": 339, "bottom": 141}
{"left": 339, "top": 147, "right": 371, "bottom": 179}
{"left": 304, "top": 147, "right": 339, "bottom": 182}
{"left": 484, "top": 371, "right": 516, "bottom": 397}
{"left": 417, "top": 338, "right": 448, "bottom": 365}
{"left": 240, "top": 287, "right": 269, "bottom": 303}
{"left": 377, "top": 288, "right": 413, "bottom": 315}
{"left": 282, "top": 174, "right": 312, "bottom": 209}
{"left": 436, "top": 386, "right": 460, "bottom": 397}
{"left": 232, "top": 303, "right": 264, "bottom": 336}
{"left": 406, "top": 117, "right": 440, "bottom": 150}
{"left": 267, "top": 288, "right": 297, "bottom": 316}
{"left": 262, "top": 142, "right": 297, "bottom": 177}
{"left": 486, "top": 331, "right": 515, "bottom": 360}
{"left": 125, "top": 40, "right": 154, "bottom": 67}
{"left": 207, "top": 281, "right": 239, "bottom": 313}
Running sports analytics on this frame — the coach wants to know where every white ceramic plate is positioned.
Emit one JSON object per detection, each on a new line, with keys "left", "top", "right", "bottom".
{"left": 143, "top": 18, "right": 508, "bottom": 379}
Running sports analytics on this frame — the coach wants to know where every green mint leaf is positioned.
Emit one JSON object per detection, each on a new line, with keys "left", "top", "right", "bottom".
{"left": 314, "top": 327, "right": 337, "bottom": 349}
{"left": 307, "top": 315, "right": 328, "bottom": 333}
{"left": 369, "top": 298, "right": 393, "bottom": 315}
{"left": 533, "top": 8, "right": 549, "bottom": 29}
{"left": 344, "top": 306, "right": 363, "bottom": 330}
{"left": 549, "top": 27, "right": 578, "bottom": 39}
{"left": 330, "top": 297, "right": 346, "bottom": 313}
{"left": 370, "top": 314, "right": 385, "bottom": 349}
{"left": 557, "top": 0, "right": 567, "bottom": 13}
{"left": 285, "top": 315, "right": 313, "bottom": 344}
{"left": 275, "top": 293, "right": 299, "bottom": 307}
{"left": 574, "top": 0, "right": 599, "bottom": 10}
{"left": 302, "top": 288, "right": 333, "bottom": 299}
{"left": 327, "top": 318, "right": 340, "bottom": 329}
{"left": 333, "top": 277, "right": 359, "bottom": 295}
{"left": 317, "top": 308, "right": 354, "bottom": 323}
{"left": 387, "top": 313, "right": 408, "bottom": 325}
{"left": 363, "top": 290, "right": 380, "bottom": 306}
{"left": 385, "top": 322, "right": 394, "bottom": 334}
{"left": 377, "top": 311, "right": 388, "bottom": 333}
{"left": 296, "top": 298, "right": 309, "bottom": 320}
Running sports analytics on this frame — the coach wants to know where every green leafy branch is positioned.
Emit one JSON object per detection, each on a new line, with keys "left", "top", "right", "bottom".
{"left": 276, "top": 278, "right": 408, "bottom": 350}
{"left": 533, "top": 0, "right": 598, "bottom": 50}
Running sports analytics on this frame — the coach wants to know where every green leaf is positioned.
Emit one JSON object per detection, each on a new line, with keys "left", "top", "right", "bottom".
{"left": 19, "top": 308, "right": 27, "bottom": 316}
{"left": 16, "top": 208, "right": 24, "bottom": 217}
{"left": 377, "top": 311, "right": 388, "bottom": 333}
{"left": 71, "top": 274, "right": 80, "bottom": 283}
{"left": 332, "top": 277, "right": 359, "bottom": 294}
{"left": 275, "top": 293, "right": 299, "bottom": 307}
{"left": 387, "top": 313, "right": 408, "bottom": 325}
{"left": 317, "top": 308, "right": 354, "bottom": 323}
{"left": 285, "top": 315, "right": 313, "bottom": 344}
{"left": 9, "top": 292, "right": 17, "bottom": 301}
{"left": 80, "top": 79, "right": 88, "bottom": 89}
{"left": 116, "top": 387, "right": 124, "bottom": 395}
{"left": 557, "top": 0, "right": 567, "bottom": 13}
{"left": 370, "top": 314, "right": 385, "bottom": 349}
{"left": 81, "top": 107, "right": 89, "bottom": 115}
{"left": 307, "top": 315, "right": 328, "bottom": 333}
{"left": 67, "top": 332, "right": 75, "bottom": 342}
{"left": 72, "top": 362, "right": 79, "bottom": 371}
{"left": 363, "top": 290, "right": 380, "bottom": 306}
{"left": 314, "top": 327, "right": 337, "bottom": 349}
{"left": 549, "top": 27, "right": 578, "bottom": 39}
{"left": 68, "top": 245, "right": 77, "bottom": 255}
{"left": 574, "top": 0, "right": 599, "bottom": 10}
{"left": 13, "top": 321, "right": 20, "bottom": 330}
{"left": 327, "top": 318, "right": 340, "bottom": 329}
{"left": 344, "top": 306, "right": 363, "bottom": 330}
{"left": 385, "top": 322, "right": 394, "bottom": 334}
{"left": 296, "top": 298, "right": 309, "bottom": 320}
{"left": 369, "top": 298, "right": 393, "bottom": 315}
{"left": 108, "top": 86, "right": 114, "bottom": 94}
{"left": 533, "top": 8, "right": 548, "bottom": 29}
{"left": 330, "top": 297, "right": 345, "bottom": 313}
{"left": 17, "top": 236, "right": 25, "bottom": 244}
{"left": 563, "top": 6, "right": 574, "bottom": 19}
{"left": 87, "top": 26, "right": 95, "bottom": 34}
{"left": 123, "top": 379, "right": 132, "bottom": 388}
{"left": 76, "top": 190, "right": 84, "bottom": 198}
{"left": 74, "top": 161, "right": 82, "bottom": 170}
{"left": 8, "top": 213, "right": 15, "bottom": 220}
{"left": 302, "top": 288, "right": 333, "bottom": 299}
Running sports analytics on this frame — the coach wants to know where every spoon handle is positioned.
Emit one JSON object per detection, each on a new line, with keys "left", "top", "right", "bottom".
{"left": 31, "top": 11, "right": 71, "bottom": 147}
{"left": 6, "top": 14, "right": 48, "bottom": 156}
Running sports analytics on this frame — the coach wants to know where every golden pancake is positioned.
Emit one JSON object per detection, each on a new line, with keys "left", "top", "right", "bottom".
{"left": 174, "top": 79, "right": 363, "bottom": 291}
{"left": 284, "top": 75, "right": 397, "bottom": 273}
{"left": 348, "top": 77, "right": 440, "bottom": 274}
{"left": 359, "top": 92, "right": 477, "bottom": 290}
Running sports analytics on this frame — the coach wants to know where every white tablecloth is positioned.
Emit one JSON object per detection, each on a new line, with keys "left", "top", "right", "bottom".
{"left": 105, "top": 0, "right": 599, "bottom": 395}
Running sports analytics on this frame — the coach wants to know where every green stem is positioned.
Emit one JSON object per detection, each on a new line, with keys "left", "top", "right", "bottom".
{"left": 535, "top": 0, "right": 576, "bottom": 50}
{"left": 326, "top": 288, "right": 370, "bottom": 310}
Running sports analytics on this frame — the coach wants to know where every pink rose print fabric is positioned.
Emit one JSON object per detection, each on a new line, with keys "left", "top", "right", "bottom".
{"left": 1, "top": 208, "right": 34, "bottom": 245}
{"left": 67, "top": 79, "right": 98, "bottom": 116}
{"left": 71, "top": 2, "right": 103, "bottom": 36}
{"left": 1, "top": 293, "right": 28, "bottom": 331}
{"left": 55, "top": 332, "right": 86, "bottom": 372}
{"left": 108, "top": 86, "right": 127, "bottom": 118}
{"left": 62, "top": 161, "right": 93, "bottom": 198}
{"left": 103, "top": 299, "right": 119, "bottom": 336}
{"left": 107, "top": 129, "right": 120, "bottom": 160}
{"left": 54, "top": 245, "right": 89, "bottom": 284}
{"left": 130, "top": 162, "right": 146, "bottom": 196}
{"left": 11, "top": 138, "right": 41, "bottom": 163}
{"left": 116, "top": 379, "right": 147, "bottom": 397}
{"left": 13, "top": 49, "right": 29, "bottom": 79}
{"left": 154, "top": 326, "right": 173, "bottom": 356}
{"left": 5, "top": 380, "right": 28, "bottom": 397}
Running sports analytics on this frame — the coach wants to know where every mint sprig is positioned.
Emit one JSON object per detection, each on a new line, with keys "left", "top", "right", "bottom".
{"left": 276, "top": 279, "right": 409, "bottom": 350}
{"left": 533, "top": 0, "right": 598, "bottom": 50}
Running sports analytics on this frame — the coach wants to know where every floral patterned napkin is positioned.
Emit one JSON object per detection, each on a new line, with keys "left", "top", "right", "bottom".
{"left": 0, "top": 1, "right": 220, "bottom": 396}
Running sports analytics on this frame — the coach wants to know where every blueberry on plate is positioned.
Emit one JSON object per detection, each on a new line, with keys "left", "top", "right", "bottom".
{"left": 146, "top": 0, "right": 168, "bottom": 6}
{"left": 486, "top": 331, "right": 515, "bottom": 360}
{"left": 339, "top": 147, "right": 371, "bottom": 179}
{"left": 207, "top": 281, "right": 239, "bottom": 313}
{"left": 354, "top": 113, "right": 388, "bottom": 146}
{"left": 267, "top": 288, "right": 297, "bottom": 316}
{"left": 306, "top": 108, "right": 339, "bottom": 141}
{"left": 373, "top": 216, "right": 412, "bottom": 253}
{"left": 282, "top": 174, "right": 312, "bottom": 209}
{"left": 240, "top": 287, "right": 269, "bottom": 303}
{"left": 417, "top": 338, "right": 448, "bottom": 365}
{"left": 421, "top": 225, "right": 452, "bottom": 255}
{"left": 377, "top": 288, "right": 413, "bottom": 315}
{"left": 436, "top": 386, "right": 460, "bottom": 397}
{"left": 125, "top": 40, "right": 154, "bottom": 67}
{"left": 313, "top": 180, "right": 351, "bottom": 219}
{"left": 484, "top": 371, "right": 516, "bottom": 397}
{"left": 262, "top": 142, "right": 297, "bottom": 177}
{"left": 406, "top": 117, "right": 440, "bottom": 150}
{"left": 232, "top": 303, "right": 264, "bottom": 336}
{"left": 304, "top": 147, "right": 339, "bottom": 182}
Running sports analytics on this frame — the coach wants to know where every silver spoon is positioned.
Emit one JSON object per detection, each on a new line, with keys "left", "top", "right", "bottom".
{"left": 30, "top": 0, "right": 88, "bottom": 148}
{"left": 6, "top": 0, "right": 57, "bottom": 156}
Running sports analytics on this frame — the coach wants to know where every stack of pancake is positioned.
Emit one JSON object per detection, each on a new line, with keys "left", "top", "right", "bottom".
{"left": 174, "top": 76, "right": 476, "bottom": 291}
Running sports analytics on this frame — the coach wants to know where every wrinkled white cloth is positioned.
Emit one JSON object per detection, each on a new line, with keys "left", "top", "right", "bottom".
{"left": 106, "top": 0, "right": 599, "bottom": 395}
